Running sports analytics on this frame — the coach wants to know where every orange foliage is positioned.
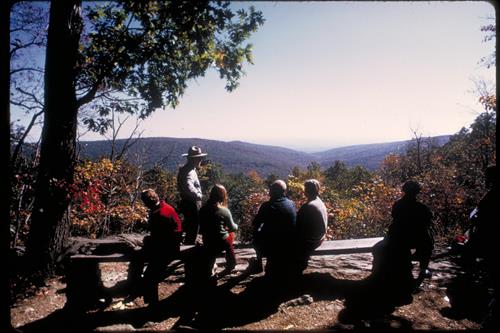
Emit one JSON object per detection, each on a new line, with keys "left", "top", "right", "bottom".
{"left": 327, "top": 178, "right": 399, "bottom": 239}
{"left": 71, "top": 159, "right": 148, "bottom": 238}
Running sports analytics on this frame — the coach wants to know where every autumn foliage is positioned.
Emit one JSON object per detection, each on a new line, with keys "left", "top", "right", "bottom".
{"left": 70, "top": 159, "right": 148, "bottom": 238}
{"left": 9, "top": 108, "right": 495, "bottom": 247}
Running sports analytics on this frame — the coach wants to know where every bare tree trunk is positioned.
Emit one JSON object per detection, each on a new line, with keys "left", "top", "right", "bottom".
{"left": 1, "top": 1, "right": 14, "bottom": 330}
{"left": 411, "top": 128, "right": 423, "bottom": 173}
{"left": 26, "top": 0, "right": 83, "bottom": 280}
{"left": 12, "top": 184, "right": 27, "bottom": 248}
{"left": 12, "top": 143, "right": 40, "bottom": 248}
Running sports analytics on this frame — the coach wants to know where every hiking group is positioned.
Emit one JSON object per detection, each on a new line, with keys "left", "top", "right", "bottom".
{"left": 125, "top": 145, "right": 498, "bottom": 326}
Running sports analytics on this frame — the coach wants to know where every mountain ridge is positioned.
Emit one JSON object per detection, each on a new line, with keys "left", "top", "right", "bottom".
{"left": 77, "top": 135, "right": 451, "bottom": 177}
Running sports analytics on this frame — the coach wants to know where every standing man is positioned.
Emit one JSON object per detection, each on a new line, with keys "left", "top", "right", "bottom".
{"left": 126, "top": 189, "right": 182, "bottom": 305}
{"left": 177, "top": 146, "right": 207, "bottom": 245}
{"left": 295, "top": 179, "right": 328, "bottom": 273}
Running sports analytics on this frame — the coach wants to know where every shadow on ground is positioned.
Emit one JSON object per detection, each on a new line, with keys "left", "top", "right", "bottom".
{"left": 18, "top": 267, "right": 432, "bottom": 331}
{"left": 439, "top": 272, "right": 492, "bottom": 323}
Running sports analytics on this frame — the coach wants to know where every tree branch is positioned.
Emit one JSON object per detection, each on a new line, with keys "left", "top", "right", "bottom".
{"left": 102, "top": 93, "right": 142, "bottom": 102}
{"left": 152, "top": 143, "right": 177, "bottom": 169}
{"left": 11, "top": 109, "right": 44, "bottom": 167}
{"left": 10, "top": 67, "right": 44, "bottom": 76}
{"left": 76, "top": 78, "right": 103, "bottom": 107}
{"left": 116, "top": 119, "right": 143, "bottom": 161}
{"left": 10, "top": 38, "right": 45, "bottom": 57}
{"left": 15, "top": 87, "right": 44, "bottom": 108}
{"left": 10, "top": 100, "right": 42, "bottom": 111}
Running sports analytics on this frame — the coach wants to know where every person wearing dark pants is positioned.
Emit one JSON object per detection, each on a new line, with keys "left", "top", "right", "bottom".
{"left": 177, "top": 146, "right": 207, "bottom": 245}
{"left": 126, "top": 189, "right": 182, "bottom": 305}
{"left": 179, "top": 200, "right": 201, "bottom": 245}
{"left": 340, "top": 180, "right": 434, "bottom": 322}
{"left": 370, "top": 180, "right": 434, "bottom": 306}
{"left": 466, "top": 165, "right": 498, "bottom": 329}
{"left": 295, "top": 179, "right": 328, "bottom": 273}
{"left": 248, "top": 180, "right": 296, "bottom": 278}
{"left": 199, "top": 184, "right": 239, "bottom": 278}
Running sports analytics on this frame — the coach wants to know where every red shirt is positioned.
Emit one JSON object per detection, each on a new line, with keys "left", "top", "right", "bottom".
{"left": 149, "top": 201, "right": 182, "bottom": 244}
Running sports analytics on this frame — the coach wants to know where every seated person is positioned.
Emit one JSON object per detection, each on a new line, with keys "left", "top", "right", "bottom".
{"left": 199, "top": 184, "right": 238, "bottom": 278}
{"left": 248, "top": 180, "right": 296, "bottom": 277}
{"left": 370, "top": 180, "right": 434, "bottom": 306}
{"left": 464, "top": 165, "right": 498, "bottom": 329}
{"left": 126, "top": 189, "right": 182, "bottom": 305}
{"left": 295, "top": 179, "right": 328, "bottom": 272}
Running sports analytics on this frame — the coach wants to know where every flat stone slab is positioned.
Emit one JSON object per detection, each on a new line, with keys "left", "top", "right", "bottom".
{"left": 313, "top": 237, "right": 383, "bottom": 255}
{"left": 70, "top": 245, "right": 196, "bottom": 262}
{"left": 69, "top": 237, "right": 383, "bottom": 262}
{"left": 234, "top": 237, "right": 383, "bottom": 255}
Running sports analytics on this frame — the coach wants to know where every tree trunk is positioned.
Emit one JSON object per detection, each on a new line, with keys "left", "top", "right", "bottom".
{"left": 2, "top": 1, "right": 14, "bottom": 330}
{"left": 26, "top": 0, "right": 82, "bottom": 280}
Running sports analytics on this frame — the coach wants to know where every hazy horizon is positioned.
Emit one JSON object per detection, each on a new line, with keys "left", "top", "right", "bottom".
{"left": 75, "top": 132, "right": 453, "bottom": 154}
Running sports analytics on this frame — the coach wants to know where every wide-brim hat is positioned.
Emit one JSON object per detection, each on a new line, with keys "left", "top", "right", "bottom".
{"left": 182, "top": 145, "right": 208, "bottom": 158}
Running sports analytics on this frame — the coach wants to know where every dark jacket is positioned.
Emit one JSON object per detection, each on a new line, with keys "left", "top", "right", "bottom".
{"left": 386, "top": 195, "right": 434, "bottom": 261}
{"left": 253, "top": 196, "right": 296, "bottom": 245}
{"left": 252, "top": 196, "right": 297, "bottom": 256}
{"left": 469, "top": 186, "right": 499, "bottom": 260}
{"left": 371, "top": 195, "right": 433, "bottom": 295}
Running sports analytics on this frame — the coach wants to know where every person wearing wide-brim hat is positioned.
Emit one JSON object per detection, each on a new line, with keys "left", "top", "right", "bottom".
{"left": 177, "top": 146, "right": 207, "bottom": 245}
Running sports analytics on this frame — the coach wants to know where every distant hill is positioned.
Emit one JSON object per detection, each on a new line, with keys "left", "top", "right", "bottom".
{"left": 313, "top": 135, "right": 450, "bottom": 170}
{"left": 77, "top": 135, "right": 450, "bottom": 177}
{"left": 77, "top": 137, "right": 314, "bottom": 177}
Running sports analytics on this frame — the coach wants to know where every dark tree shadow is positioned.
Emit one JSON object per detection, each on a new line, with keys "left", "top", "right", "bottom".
{"left": 174, "top": 271, "right": 356, "bottom": 330}
{"left": 330, "top": 313, "right": 413, "bottom": 331}
{"left": 17, "top": 270, "right": 353, "bottom": 331}
{"left": 331, "top": 270, "right": 432, "bottom": 329}
{"left": 437, "top": 252, "right": 493, "bottom": 324}
{"left": 188, "top": 270, "right": 420, "bottom": 330}
{"left": 17, "top": 284, "right": 199, "bottom": 332}
{"left": 439, "top": 271, "right": 492, "bottom": 323}
{"left": 17, "top": 269, "right": 427, "bottom": 331}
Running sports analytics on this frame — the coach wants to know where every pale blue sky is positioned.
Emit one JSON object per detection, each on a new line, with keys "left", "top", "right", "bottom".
{"left": 14, "top": 1, "right": 496, "bottom": 152}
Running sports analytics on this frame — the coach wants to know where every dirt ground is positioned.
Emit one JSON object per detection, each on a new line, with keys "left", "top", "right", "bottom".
{"left": 10, "top": 245, "right": 489, "bottom": 331}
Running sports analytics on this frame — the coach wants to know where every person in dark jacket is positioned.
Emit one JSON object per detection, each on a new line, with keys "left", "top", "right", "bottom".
{"left": 199, "top": 184, "right": 239, "bottom": 277}
{"left": 340, "top": 180, "right": 434, "bottom": 322}
{"left": 126, "top": 189, "right": 182, "bottom": 305}
{"left": 371, "top": 180, "right": 434, "bottom": 305}
{"left": 465, "top": 165, "right": 498, "bottom": 329}
{"left": 247, "top": 180, "right": 296, "bottom": 276}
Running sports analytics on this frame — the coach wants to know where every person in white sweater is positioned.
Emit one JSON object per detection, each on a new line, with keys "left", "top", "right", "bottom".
{"left": 177, "top": 146, "right": 207, "bottom": 244}
{"left": 295, "top": 179, "right": 328, "bottom": 272}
